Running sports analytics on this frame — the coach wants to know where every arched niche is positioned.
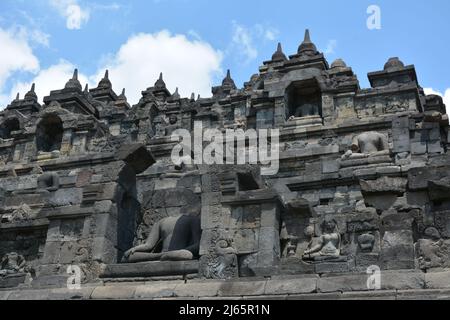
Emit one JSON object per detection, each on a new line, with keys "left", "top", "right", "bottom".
{"left": 36, "top": 114, "right": 63, "bottom": 152}
{"left": 0, "top": 118, "right": 20, "bottom": 140}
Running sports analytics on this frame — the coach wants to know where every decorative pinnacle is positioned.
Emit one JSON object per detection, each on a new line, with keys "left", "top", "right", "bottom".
{"left": 171, "top": 87, "right": 180, "bottom": 100}
{"left": 222, "top": 69, "right": 236, "bottom": 89}
{"left": 272, "top": 42, "right": 287, "bottom": 62}
{"left": 65, "top": 68, "right": 82, "bottom": 91}
{"left": 98, "top": 69, "right": 112, "bottom": 89}
{"left": 84, "top": 84, "right": 89, "bottom": 92}
{"left": 118, "top": 88, "right": 127, "bottom": 101}
{"left": 298, "top": 29, "right": 317, "bottom": 55}
{"left": 25, "top": 83, "right": 38, "bottom": 101}
{"left": 304, "top": 29, "right": 311, "bottom": 43}
{"left": 15, "top": 93, "right": 20, "bottom": 101}
{"left": 277, "top": 42, "right": 282, "bottom": 52}
{"left": 155, "top": 72, "right": 166, "bottom": 89}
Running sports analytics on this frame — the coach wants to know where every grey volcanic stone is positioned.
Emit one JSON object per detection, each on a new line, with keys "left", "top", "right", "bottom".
{"left": 0, "top": 30, "right": 449, "bottom": 300}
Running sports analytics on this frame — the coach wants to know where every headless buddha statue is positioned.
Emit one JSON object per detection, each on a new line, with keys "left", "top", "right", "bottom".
{"left": 122, "top": 214, "right": 202, "bottom": 263}
{"left": 342, "top": 131, "right": 389, "bottom": 160}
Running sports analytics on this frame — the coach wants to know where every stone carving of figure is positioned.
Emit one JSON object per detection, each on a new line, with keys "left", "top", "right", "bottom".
{"left": 200, "top": 233, "right": 238, "bottom": 280}
{"left": 122, "top": 212, "right": 202, "bottom": 263}
{"left": 1, "top": 204, "right": 36, "bottom": 224}
{"left": 0, "top": 252, "right": 27, "bottom": 276}
{"left": 160, "top": 154, "right": 199, "bottom": 179}
{"left": 152, "top": 115, "right": 167, "bottom": 138}
{"left": 37, "top": 172, "right": 60, "bottom": 192}
{"left": 165, "top": 114, "right": 180, "bottom": 136}
{"left": 342, "top": 132, "right": 389, "bottom": 160}
{"left": 303, "top": 216, "right": 341, "bottom": 261}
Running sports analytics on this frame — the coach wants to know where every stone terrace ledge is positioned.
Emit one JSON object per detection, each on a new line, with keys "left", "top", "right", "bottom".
{"left": 1, "top": 270, "right": 450, "bottom": 300}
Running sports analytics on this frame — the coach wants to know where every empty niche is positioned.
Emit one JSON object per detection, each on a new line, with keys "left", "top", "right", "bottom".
{"left": 0, "top": 118, "right": 20, "bottom": 140}
{"left": 36, "top": 114, "right": 63, "bottom": 152}
{"left": 237, "top": 172, "right": 260, "bottom": 191}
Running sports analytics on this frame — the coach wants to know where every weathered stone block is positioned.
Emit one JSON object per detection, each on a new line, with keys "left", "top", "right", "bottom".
{"left": 0, "top": 273, "right": 30, "bottom": 289}
{"left": 49, "top": 188, "right": 83, "bottom": 207}
{"left": 360, "top": 176, "right": 407, "bottom": 194}
{"left": 265, "top": 277, "right": 317, "bottom": 295}
{"left": 8, "top": 289, "right": 50, "bottom": 300}
{"left": 174, "top": 281, "right": 222, "bottom": 298}
{"left": 101, "top": 261, "right": 199, "bottom": 278}
{"left": 315, "top": 259, "right": 355, "bottom": 274}
{"left": 91, "top": 285, "right": 136, "bottom": 300}
{"left": 380, "top": 230, "right": 415, "bottom": 270}
{"left": 425, "top": 271, "right": 450, "bottom": 289}
{"left": 317, "top": 274, "right": 368, "bottom": 293}
{"left": 428, "top": 140, "right": 444, "bottom": 154}
{"left": 217, "top": 280, "right": 266, "bottom": 297}
{"left": 411, "top": 141, "right": 427, "bottom": 155}
{"left": 322, "top": 159, "right": 340, "bottom": 174}
{"left": 134, "top": 282, "right": 179, "bottom": 299}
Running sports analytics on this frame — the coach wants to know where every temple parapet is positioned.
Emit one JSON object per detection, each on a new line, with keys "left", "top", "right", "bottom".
{"left": 0, "top": 30, "right": 449, "bottom": 291}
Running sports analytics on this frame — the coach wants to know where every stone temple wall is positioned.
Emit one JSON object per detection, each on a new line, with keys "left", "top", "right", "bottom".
{"left": 0, "top": 30, "right": 449, "bottom": 295}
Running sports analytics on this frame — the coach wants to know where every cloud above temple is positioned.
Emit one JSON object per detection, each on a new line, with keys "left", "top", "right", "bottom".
{"left": 92, "top": 30, "right": 223, "bottom": 103}
{"left": 49, "top": 0, "right": 90, "bottom": 30}
{"left": 0, "top": 30, "right": 223, "bottom": 107}
{"left": 230, "top": 21, "right": 279, "bottom": 64}
{"left": 0, "top": 27, "right": 40, "bottom": 106}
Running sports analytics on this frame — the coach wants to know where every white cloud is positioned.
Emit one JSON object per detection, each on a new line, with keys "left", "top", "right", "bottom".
{"left": 230, "top": 21, "right": 279, "bottom": 64}
{"left": 264, "top": 28, "right": 279, "bottom": 41}
{"left": 424, "top": 88, "right": 450, "bottom": 114}
{"left": 6, "top": 60, "right": 91, "bottom": 106}
{"left": 30, "top": 29, "right": 51, "bottom": 47}
{"left": 0, "top": 27, "right": 40, "bottom": 99}
{"left": 12, "top": 26, "right": 51, "bottom": 48}
{"left": 90, "top": 3, "right": 121, "bottom": 11}
{"left": 92, "top": 30, "right": 223, "bottom": 104}
{"left": 231, "top": 22, "right": 258, "bottom": 63}
{"left": 254, "top": 24, "right": 279, "bottom": 42}
{"left": 1, "top": 30, "right": 223, "bottom": 108}
{"left": 324, "top": 39, "right": 337, "bottom": 55}
{"left": 49, "top": 0, "right": 90, "bottom": 30}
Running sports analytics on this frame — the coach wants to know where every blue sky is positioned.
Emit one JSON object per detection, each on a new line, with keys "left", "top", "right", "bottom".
{"left": 0, "top": 0, "right": 449, "bottom": 108}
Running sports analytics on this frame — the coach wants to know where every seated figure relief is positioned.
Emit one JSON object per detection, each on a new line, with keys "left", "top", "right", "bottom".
{"left": 302, "top": 217, "right": 343, "bottom": 262}
{"left": 122, "top": 212, "right": 202, "bottom": 263}
{"left": 152, "top": 114, "right": 180, "bottom": 137}
{"left": 0, "top": 252, "right": 27, "bottom": 276}
{"left": 342, "top": 131, "right": 389, "bottom": 160}
{"left": 165, "top": 114, "right": 180, "bottom": 136}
